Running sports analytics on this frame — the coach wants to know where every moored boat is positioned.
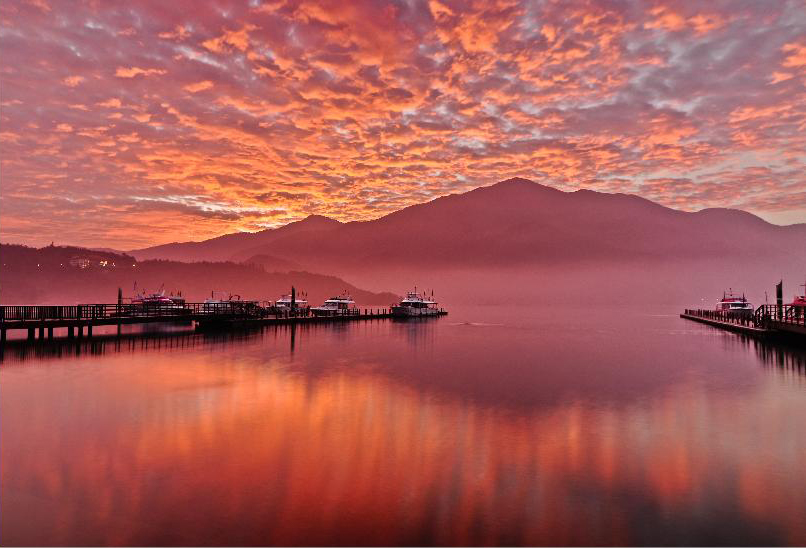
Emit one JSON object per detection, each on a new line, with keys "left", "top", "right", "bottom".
{"left": 715, "top": 289, "right": 753, "bottom": 317}
{"left": 275, "top": 292, "right": 308, "bottom": 314}
{"left": 168, "top": 292, "right": 186, "bottom": 307}
{"left": 203, "top": 291, "right": 261, "bottom": 314}
{"left": 391, "top": 289, "right": 440, "bottom": 317}
{"left": 791, "top": 278, "right": 806, "bottom": 307}
{"left": 311, "top": 295, "right": 356, "bottom": 317}
{"left": 131, "top": 286, "right": 184, "bottom": 309}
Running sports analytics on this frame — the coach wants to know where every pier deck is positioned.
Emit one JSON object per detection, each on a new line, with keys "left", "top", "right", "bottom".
{"left": 681, "top": 305, "right": 805, "bottom": 344}
{"left": 0, "top": 303, "right": 447, "bottom": 343}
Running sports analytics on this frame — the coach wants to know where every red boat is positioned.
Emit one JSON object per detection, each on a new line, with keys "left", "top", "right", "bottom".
{"left": 791, "top": 278, "right": 806, "bottom": 307}
{"left": 715, "top": 289, "right": 753, "bottom": 317}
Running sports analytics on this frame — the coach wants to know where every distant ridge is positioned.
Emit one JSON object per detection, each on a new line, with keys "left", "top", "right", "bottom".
{"left": 131, "top": 214, "right": 341, "bottom": 262}
{"left": 0, "top": 243, "right": 397, "bottom": 306}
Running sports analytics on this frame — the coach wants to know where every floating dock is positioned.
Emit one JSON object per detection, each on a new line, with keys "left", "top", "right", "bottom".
{"left": 0, "top": 303, "right": 448, "bottom": 343}
{"left": 681, "top": 305, "right": 806, "bottom": 343}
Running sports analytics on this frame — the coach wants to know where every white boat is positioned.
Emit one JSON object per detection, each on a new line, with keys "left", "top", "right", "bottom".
{"left": 203, "top": 291, "right": 259, "bottom": 314}
{"left": 311, "top": 295, "right": 356, "bottom": 317}
{"left": 715, "top": 289, "right": 753, "bottom": 316}
{"left": 131, "top": 284, "right": 186, "bottom": 312}
{"left": 391, "top": 289, "right": 440, "bottom": 317}
{"left": 275, "top": 293, "right": 308, "bottom": 312}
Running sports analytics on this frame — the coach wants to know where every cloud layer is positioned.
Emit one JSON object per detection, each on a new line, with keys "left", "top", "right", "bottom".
{"left": 1, "top": 0, "right": 805, "bottom": 247}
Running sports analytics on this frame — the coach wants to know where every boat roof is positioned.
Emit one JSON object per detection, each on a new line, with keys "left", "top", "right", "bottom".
{"left": 324, "top": 297, "right": 354, "bottom": 302}
{"left": 403, "top": 290, "right": 436, "bottom": 303}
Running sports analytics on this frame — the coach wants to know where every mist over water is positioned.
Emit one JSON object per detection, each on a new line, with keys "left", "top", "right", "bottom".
{"left": 2, "top": 305, "right": 806, "bottom": 545}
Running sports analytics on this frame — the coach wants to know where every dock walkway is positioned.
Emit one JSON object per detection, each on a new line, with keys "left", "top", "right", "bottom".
{"left": 0, "top": 303, "right": 447, "bottom": 343}
{"left": 681, "top": 305, "right": 805, "bottom": 343}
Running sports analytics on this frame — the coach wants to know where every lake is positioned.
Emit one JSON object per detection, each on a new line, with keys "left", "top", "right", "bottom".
{"left": 2, "top": 305, "right": 805, "bottom": 545}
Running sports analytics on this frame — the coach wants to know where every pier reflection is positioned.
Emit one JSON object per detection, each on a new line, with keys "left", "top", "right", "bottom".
{"left": 0, "top": 328, "right": 262, "bottom": 364}
{"left": 753, "top": 339, "right": 806, "bottom": 376}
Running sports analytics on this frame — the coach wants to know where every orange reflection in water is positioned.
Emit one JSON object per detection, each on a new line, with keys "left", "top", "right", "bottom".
{"left": 2, "top": 351, "right": 806, "bottom": 546}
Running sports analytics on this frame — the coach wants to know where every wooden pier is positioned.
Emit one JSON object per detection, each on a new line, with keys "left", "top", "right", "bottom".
{"left": 0, "top": 302, "right": 448, "bottom": 344}
{"left": 681, "top": 304, "right": 806, "bottom": 343}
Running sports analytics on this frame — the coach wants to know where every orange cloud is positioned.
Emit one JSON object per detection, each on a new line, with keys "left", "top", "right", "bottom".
{"left": 646, "top": 7, "right": 726, "bottom": 35}
{"left": 781, "top": 42, "right": 806, "bottom": 68}
{"left": 158, "top": 24, "right": 190, "bottom": 41}
{"left": 62, "top": 75, "right": 84, "bottom": 87}
{"left": 183, "top": 80, "right": 214, "bottom": 93}
{"left": 115, "top": 66, "right": 167, "bottom": 78}
{"left": 202, "top": 25, "right": 255, "bottom": 53}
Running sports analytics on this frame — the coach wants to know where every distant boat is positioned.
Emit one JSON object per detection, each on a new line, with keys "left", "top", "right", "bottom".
{"left": 392, "top": 289, "right": 440, "bottom": 317}
{"left": 311, "top": 295, "right": 356, "bottom": 317}
{"left": 715, "top": 289, "right": 753, "bottom": 316}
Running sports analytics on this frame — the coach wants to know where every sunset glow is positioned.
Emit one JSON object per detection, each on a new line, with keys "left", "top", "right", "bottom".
{"left": 1, "top": 0, "right": 805, "bottom": 248}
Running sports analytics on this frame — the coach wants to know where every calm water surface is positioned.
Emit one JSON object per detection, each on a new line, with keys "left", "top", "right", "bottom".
{"left": 2, "top": 305, "right": 805, "bottom": 545}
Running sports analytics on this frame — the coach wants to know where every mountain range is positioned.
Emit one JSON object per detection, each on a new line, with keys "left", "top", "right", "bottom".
{"left": 133, "top": 178, "right": 806, "bottom": 269}
{"left": 4, "top": 179, "right": 803, "bottom": 306}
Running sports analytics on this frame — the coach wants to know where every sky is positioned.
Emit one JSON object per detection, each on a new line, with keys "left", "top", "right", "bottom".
{"left": 1, "top": 0, "right": 805, "bottom": 249}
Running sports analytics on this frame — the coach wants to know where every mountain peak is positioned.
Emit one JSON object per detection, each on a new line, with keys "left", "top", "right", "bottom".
{"left": 302, "top": 213, "right": 341, "bottom": 224}
{"left": 488, "top": 177, "right": 561, "bottom": 193}
{"left": 497, "top": 177, "right": 536, "bottom": 186}
{"left": 297, "top": 214, "right": 340, "bottom": 226}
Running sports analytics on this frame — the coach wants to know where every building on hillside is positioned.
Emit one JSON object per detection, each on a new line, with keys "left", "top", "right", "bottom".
{"left": 68, "top": 256, "right": 92, "bottom": 269}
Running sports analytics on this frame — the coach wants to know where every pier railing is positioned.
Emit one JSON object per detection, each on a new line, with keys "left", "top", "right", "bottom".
{"left": 683, "top": 305, "right": 805, "bottom": 329}
{"left": 0, "top": 303, "right": 407, "bottom": 324}
{"left": 754, "top": 304, "right": 806, "bottom": 328}
{"left": 0, "top": 302, "right": 280, "bottom": 323}
{"left": 683, "top": 308, "right": 757, "bottom": 327}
